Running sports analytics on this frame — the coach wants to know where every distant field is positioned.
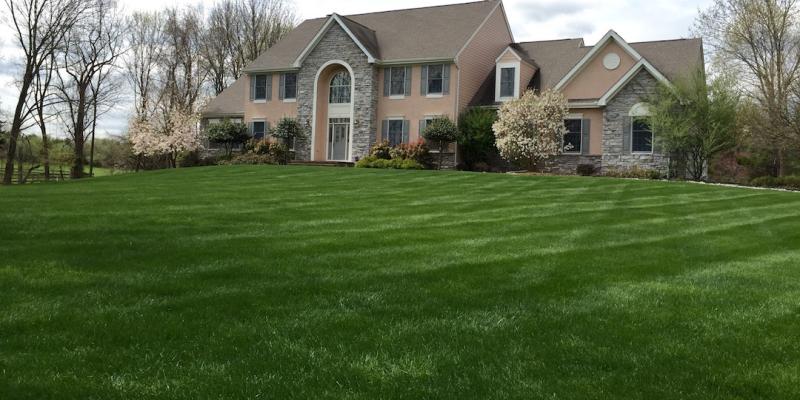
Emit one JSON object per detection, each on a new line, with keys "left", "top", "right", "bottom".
{"left": 1, "top": 166, "right": 799, "bottom": 399}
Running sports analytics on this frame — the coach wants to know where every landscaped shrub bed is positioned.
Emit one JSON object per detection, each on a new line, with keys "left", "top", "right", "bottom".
{"left": 603, "top": 166, "right": 664, "bottom": 180}
{"left": 750, "top": 175, "right": 800, "bottom": 190}
{"left": 356, "top": 140, "right": 431, "bottom": 170}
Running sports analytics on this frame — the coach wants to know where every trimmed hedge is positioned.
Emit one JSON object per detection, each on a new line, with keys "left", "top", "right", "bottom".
{"left": 356, "top": 156, "right": 424, "bottom": 170}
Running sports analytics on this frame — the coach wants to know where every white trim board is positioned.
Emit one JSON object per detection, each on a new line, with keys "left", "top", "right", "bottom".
{"left": 495, "top": 61, "right": 521, "bottom": 102}
{"left": 597, "top": 60, "right": 672, "bottom": 106}
{"left": 294, "top": 14, "right": 377, "bottom": 68}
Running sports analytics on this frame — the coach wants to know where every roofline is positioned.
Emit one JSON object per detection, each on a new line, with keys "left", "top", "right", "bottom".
{"left": 343, "top": 0, "right": 493, "bottom": 18}
{"left": 515, "top": 38, "right": 584, "bottom": 45}
{"left": 201, "top": 112, "right": 246, "bottom": 118}
{"left": 455, "top": 0, "right": 507, "bottom": 63}
{"left": 554, "top": 30, "right": 646, "bottom": 90}
{"left": 246, "top": 58, "right": 456, "bottom": 72}
{"left": 378, "top": 57, "right": 455, "bottom": 66}
{"left": 243, "top": 67, "right": 300, "bottom": 73}
{"left": 293, "top": 13, "right": 378, "bottom": 68}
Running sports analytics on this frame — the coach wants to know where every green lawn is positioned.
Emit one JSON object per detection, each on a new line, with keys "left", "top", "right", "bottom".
{"left": 2, "top": 166, "right": 800, "bottom": 399}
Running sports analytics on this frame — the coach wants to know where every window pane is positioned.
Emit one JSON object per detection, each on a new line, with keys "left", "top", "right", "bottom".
{"left": 388, "top": 120, "right": 404, "bottom": 147}
{"left": 390, "top": 67, "right": 405, "bottom": 96}
{"left": 563, "top": 119, "right": 582, "bottom": 153}
{"left": 427, "top": 65, "right": 444, "bottom": 94}
{"left": 632, "top": 118, "right": 653, "bottom": 152}
{"left": 283, "top": 73, "right": 297, "bottom": 99}
{"left": 254, "top": 75, "right": 268, "bottom": 100}
{"left": 253, "top": 121, "right": 266, "bottom": 139}
{"left": 330, "top": 71, "right": 351, "bottom": 103}
{"left": 500, "top": 67, "right": 515, "bottom": 97}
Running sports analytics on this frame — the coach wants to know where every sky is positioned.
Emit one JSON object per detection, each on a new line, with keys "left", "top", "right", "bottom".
{"left": 0, "top": 0, "right": 712, "bottom": 138}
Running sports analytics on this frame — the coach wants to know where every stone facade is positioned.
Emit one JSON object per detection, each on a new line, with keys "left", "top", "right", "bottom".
{"left": 542, "top": 155, "right": 602, "bottom": 175}
{"left": 295, "top": 24, "right": 378, "bottom": 161}
{"left": 601, "top": 69, "right": 669, "bottom": 173}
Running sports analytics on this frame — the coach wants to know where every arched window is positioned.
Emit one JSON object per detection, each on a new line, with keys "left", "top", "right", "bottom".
{"left": 329, "top": 71, "right": 351, "bottom": 104}
{"left": 629, "top": 102, "right": 653, "bottom": 153}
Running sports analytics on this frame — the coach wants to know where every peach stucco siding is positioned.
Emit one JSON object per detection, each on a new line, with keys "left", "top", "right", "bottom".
{"left": 376, "top": 64, "right": 457, "bottom": 142}
{"left": 456, "top": 4, "right": 513, "bottom": 114}
{"left": 244, "top": 73, "right": 299, "bottom": 127}
{"left": 562, "top": 40, "right": 636, "bottom": 100}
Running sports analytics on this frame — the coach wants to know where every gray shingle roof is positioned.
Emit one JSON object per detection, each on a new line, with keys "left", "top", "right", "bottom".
{"left": 243, "top": 0, "right": 500, "bottom": 72}
{"left": 202, "top": 77, "right": 246, "bottom": 117}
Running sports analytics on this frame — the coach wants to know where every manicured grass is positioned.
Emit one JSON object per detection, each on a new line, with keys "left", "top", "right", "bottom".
{"left": 2, "top": 166, "right": 800, "bottom": 399}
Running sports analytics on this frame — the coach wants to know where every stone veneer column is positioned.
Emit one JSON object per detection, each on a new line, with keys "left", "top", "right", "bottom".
{"left": 602, "top": 69, "right": 669, "bottom": 172}
{"left": 294, "top": 24, "right": 377, "bottom": 161}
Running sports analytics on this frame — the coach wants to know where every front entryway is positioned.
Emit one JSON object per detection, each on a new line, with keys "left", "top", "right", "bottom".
{"left": 327, "top": 118, "right": 350, "bottom": 161}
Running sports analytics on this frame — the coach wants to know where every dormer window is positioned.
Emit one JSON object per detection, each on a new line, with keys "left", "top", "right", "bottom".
{"left": 495, "top": 61, "right": 520, "bottom": 101}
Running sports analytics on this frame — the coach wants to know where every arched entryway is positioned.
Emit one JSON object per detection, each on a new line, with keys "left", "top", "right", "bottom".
{"left": 311, "top": 61, "right": 354, "bottom": 161}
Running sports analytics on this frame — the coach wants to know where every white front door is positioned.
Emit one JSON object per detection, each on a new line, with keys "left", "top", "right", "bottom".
{"left": 327, "top": 118, "right": 350, "bottom": 161}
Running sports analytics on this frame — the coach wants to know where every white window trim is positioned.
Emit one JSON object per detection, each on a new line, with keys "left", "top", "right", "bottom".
{"left": 426, "top": 64, "right": 446, "bottom": 96}
{"left": 253, "top": 99, "right": 267, "bottom": 104}
{"left": 282, "top": 98, "right": 297, "bottom": 103}
{"left": 631, "top": 118, "right": 654, "bottom": 155}
{"left": 387, "top": 66, "right": 408, "bottom": 98}
{"left": 562, "top": 118, "right": 583, "bottom": 155}
{"left": 495, "top": 61, "right": 521, "bottom": 102}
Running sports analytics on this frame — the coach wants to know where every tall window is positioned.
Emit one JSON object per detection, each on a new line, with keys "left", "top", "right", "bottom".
{"left": 282, "top": 73, "right": 297, "bottom": 100}
{"left": 427, "top": 64, "right": 444, "bottom": 94}
{"left": 387, "top": 119, "right": 405, "bottom": 147}
{"left": 254, "top": 74, "right": 268, "bottom": 100}
{"left": 500, "top": 67, "right": 516, "bottom": 98}
{"left": 390, "top": 67, "right": 406, "bottom": 96}
{"left": 329, "top": 71, "right": 351, "bottom": 104}
{"left": 563, "top": 119, "right": 582, "bottom": 153}
{"left": 252, "top": 121, "right": 266, "bottom": 140}
{"left": 632, "top": 118, "right": 653, "bottom": 153}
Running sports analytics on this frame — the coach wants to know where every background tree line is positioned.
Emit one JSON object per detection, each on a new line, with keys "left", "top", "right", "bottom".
{"left": 1, "top": 0, "right": 295, "bottom": 184}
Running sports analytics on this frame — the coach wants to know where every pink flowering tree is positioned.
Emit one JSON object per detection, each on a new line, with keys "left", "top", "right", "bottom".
{"left": 129, "top": 109, "right": 202, "bottom": 168}
{"left": 493, "top": 89, "right": 569, "bottom": 170}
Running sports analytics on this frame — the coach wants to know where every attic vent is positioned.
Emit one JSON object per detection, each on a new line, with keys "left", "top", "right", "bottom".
{"left": 603, "top": 53, "right": 621, "bottom": 70}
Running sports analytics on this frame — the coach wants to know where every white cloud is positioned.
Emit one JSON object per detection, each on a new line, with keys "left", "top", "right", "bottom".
{"left": 0, "top": 0, "right": 711, "bottom": 137}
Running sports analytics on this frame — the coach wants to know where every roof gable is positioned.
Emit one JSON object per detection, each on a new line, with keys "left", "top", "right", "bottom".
{"left": 554, "top": 30, "right": 651, "bottom": 90}
{"left": 294, "top": 14, "right": 379, "bottom": 67}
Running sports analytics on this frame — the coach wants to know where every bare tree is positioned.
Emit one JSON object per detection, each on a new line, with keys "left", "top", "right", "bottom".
{"left": 30, "top": 53, "right": 58, "bottom": 180}
{"left": 2, "top": 0, "right": 84, "bottom": 185}
{"left": 203, "top": 1, "right": 237, "bottom": 94}
{"left": 161, "top": 7, "right": 206, "bottom": 113}
{"left": 696, "top": 0, "right": 800, "bottom": 175}
{"left": 232, "top": 0, "right": 296, "bottom": 79}
{"left": 55, "top": 0, "right": 123, "bottom": 179}
{"left": 125, "top": 11, "right": 164, "bottom": 119}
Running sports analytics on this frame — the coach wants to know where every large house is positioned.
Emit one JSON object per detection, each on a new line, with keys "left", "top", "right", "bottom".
{"left": 202, "top": 0, "right": 703, "bottom": 172}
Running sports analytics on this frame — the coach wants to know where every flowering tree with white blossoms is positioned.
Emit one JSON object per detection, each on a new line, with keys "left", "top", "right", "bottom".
{"left": 493, "top": 89, "right": 569, "bottom": 170}
{"left": 129, "top": 109, "right": 202, "bottom": 168}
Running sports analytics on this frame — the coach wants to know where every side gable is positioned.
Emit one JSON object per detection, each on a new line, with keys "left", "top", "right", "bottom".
{"left": 455, "top": 1, "right": 514, "bottom": 113}
{"left": 294, "top": 14, "right": 379, "bottom": 68}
